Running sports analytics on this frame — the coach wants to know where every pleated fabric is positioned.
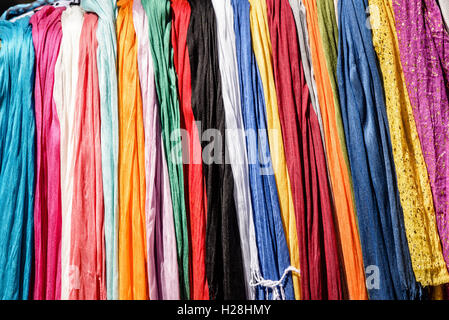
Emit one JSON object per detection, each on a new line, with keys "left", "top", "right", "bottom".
{"left": 248, "top": 0, "right": 301, "bottom": 300}
{"left": 230, "top": 0, "right": 294, "bottom": 301}
{"left": 288, "top": 0, "right": 325, "bottom": 147}
{"left": 80, "top": 0, "right": 120, "bottom": 300}
{"left": 438, "top": 0, "right": 449, "bottom": 30}
{"left": 141, "top": 0, "right": 190, "bottom": 299}
{"left": 117, "top": 0, "right": 148, "bottom": 300}
{"left": 171, "top": 0, "right": 209, "bottom": 300}
{"left": 211, "top": 0, "right": 260, "bottom": 300}
{"left": 133, "top": 0, "right": 180, "bottom": 300}
{"left": 0, "top": 16, "right": 35, "bottom": 300}
{"left": 69, "top": 12, "right": 106, "bottom": 301}
{"left": 337, "top": 0, "right": 419, "bottom": 300}
{"left": 187, "top": 0, "right": 246, "bottom": 300}
{"left": 392, "top": 0, "right": 449, "bottom": 275}
{"left": 369, "top": 0, "right": 449, "bottom": 287}
{"left": 53, "top": 6, "right": 84, "bottom": 300}
{"left": 30, "top": 6, "right": 64, "bottom": 300}
{"left": 307, "top": 0, "right": 367, "bottom": 300}
{"left": 266, "top": 0, "right": 342, "bottom": 300}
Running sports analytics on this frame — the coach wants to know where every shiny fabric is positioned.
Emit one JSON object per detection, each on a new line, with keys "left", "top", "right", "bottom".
{"left": 248, "top": 0, "right": 301, "bottom": 300}
{"left": 117, "top": 0, "right": 148, "bottom": 300}
{"left": 266, "top": 0, "right": 342, "bottom": 300}
{"left": 141, "top": 0, "right": 190, "bottom": 299}
{"left": 133, "top": 0, "right": 180, "bottom": 300}
{"left": 80, "top": 0, "right": 120, "bottom": 300}
{"left": 337, "top": 0, "right": 419, "bottom": 300}
{"left": 230, "top": 0, "right": 294, "bottom": 301}
{"left": 53, "top": 6, "right": 84, "bottom": 300}
{"left": 171, "top": 0, "right": 209, "bottom": 300}
{"left": 211, "top": 0, "right": 260, "bottom": 300}
{"left": 30, "top": 6, "right": 64, "bottom": 300}
{"left": 69, "top": 12, "right": 106, "bottom": 300}
{"left": 0, "top": 16, "right": 35, "bottom": 300}
{"left": 392, "top": 0, "right": 449, "bottom": 275}
{"left": 310, "top": 0, "right": 367, "bottom": 300}
{"left": 187, "top": 0, "right": 246, "bottom": 300}
{"left": 369, "top": 0, "right": 449, "bottom": 287}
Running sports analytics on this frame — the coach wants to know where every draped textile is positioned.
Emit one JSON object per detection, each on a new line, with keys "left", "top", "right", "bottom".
{"left": 30, "top": 6, "right": 64, "bottom": 300}
{"left": 117, "top": 0, "right": 148, "bottom": 300}
{"left": 310, "top": 0, "right": 367, "bottom": 300}
{"left": 266, "top": 0, "right": 342, "bottom": 300}
{"left": 80, "top": 0, "right": 120, "bottom": 300}
{"left": 248, "top": 0, "right": 301, "bottom": 300}
{"left": 69, "top": 12, "right": 106, "bottom": 300}
{"left": 392, "top": 0, "right": 449, "bottom": 276}
{"left": 171, "top": 0, "right": 209, "bottom": 300}
{"left": 369, "top": 0, "right": 449, "bottom": 287}
{"left": 211, "top": 0, "right": 260, "bottom": 300}
{"left": 53, "top": 6, "right": 84, "bottom": 300}
{"left": 230, "top": 0, "right": 294, "bottom": 301}
{"left": 337, "top": 0, "right": 419, "bottom": 300}
{"left": 0, "top": 16, "right": 35, "bottom": 300}
{"left": 288, "top": 0, "right": 325, "bottom": 146}
{"left": 141, "top": 0, "right": 190, "bottom": 299}
{"left": 301, "top": 0, "right": 365, "bottom": 300}
{"left": 187, "top": 0, "right": 246, "bottom": 300}
{"left": 133, "top": 0, "right": 180, "bottom": 300}
{"left": 437, "top": 0, "right": 449, "bottom": 31}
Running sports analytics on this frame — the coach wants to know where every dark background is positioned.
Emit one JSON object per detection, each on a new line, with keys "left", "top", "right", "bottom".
{"left": 1, "top": 1, "right": 36, "bottom": 16}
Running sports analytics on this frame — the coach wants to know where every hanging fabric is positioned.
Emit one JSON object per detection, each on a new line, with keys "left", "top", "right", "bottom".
{"left": 230, "top": 0, "right": 294, "bottom": 301}
{"left": 69, "top": 12, "right": 106, "bottom": 300}
{"left": 303, "top": 0, "right": 367, "bottom": 300}
{"left": 30, "top": 5, "right": 64, "bottom": 300}
{"left": 133, "top": 0, "right": 180, "bottom": 300}
{"left": 266, "top": 0, "right": 342, "bottom": 300}
{"left": 117, "top": 0, "right": 148, "bottom": 300}
{"left": 437, "top": 0, "right": 449, "bottom": 31}
{"left": 0, "top": 16, "right": 35, "bottom": 300}
{"left": 248, "top": 0, "right": 301, "bottom": 300}
{"left": 211, "top": 0, "right": 260, "bottom": 300}
{"left": 288, "top": 0, "right": 325, "bottom": 148}
{"left": 337, "top": 0, "right": 420, "bottom": 300}
{"left": 392, "top": 0, "right": 449, "bottom": 278}
{"left": 53, "top": 6, "right": 84, "bottom": 300}
{"left": 171, "top": 0, "right": 209, "bottom": 300}
{"left": 187, "top": 0, "right": 246, "bottom": 300}
{"left": 140, "top": 0, "right": 190, "bottom": 300}
{"left": 80, "top": 0, "right": 120, "bottom": 301}
{"left": 369, "top": 0, "right": 449, "bottom": 287}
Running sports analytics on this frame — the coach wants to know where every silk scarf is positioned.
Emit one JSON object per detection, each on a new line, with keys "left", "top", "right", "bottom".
{"left": 53, "top": 6, "right": 84, "bottom": 300}
{"left": 187, "top": 0, "right": 246, "bottom": 300}
{"left": 171, "top": 0, "right": 209, "bottom": 300}
{"left": 230, "top": 0, "right": 294, "bottom": 301}
{"left": 248, "top": 0, "right": 301, "bottom": 299}
{"left": 0, "top": 16, "right": 35, "bottom": 300}
{"left": 141, "top": 0, "right": 190, "bottom": 299}
{"left": 117, "top": 0, "right": 148, "bottom": 300}
{"left": 337, "top": 0, "right": 419, "bottom": 300}
{"left": 80, "top": 0, "right": 120, "bottom": 300}
{"left": 133, "top": 0, "right": 180, "bottom": 300}
{"left": 30, "top": 6, "right": 64, "bottom": 300}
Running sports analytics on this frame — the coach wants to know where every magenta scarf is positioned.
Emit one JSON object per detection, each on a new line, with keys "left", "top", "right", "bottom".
{"left": 69, "top": 12, "right": 106, "bottom": 300}
{"left": 30, "top": 6, "right": 64, "bottom": 300}
{"left": 392, "top": 0, "right": 449, "bottom": 267}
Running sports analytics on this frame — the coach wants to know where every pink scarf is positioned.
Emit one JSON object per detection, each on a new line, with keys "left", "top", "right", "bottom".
{"left": 30, "top": 6, "right": 64, "bottom": 300}
{"left": 69, "top": 12, "right": 106, "bottom": 300}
